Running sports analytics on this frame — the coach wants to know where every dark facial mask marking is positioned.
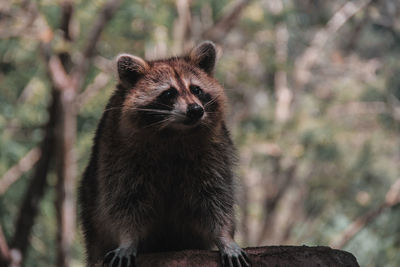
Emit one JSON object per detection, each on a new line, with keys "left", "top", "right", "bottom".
{"left": 138, "top": 91, "right": 176, "bottom": 126}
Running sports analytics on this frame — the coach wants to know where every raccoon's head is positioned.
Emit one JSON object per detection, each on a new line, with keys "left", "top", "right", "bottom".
{"left": 117, "top": 41, "right": 227, "bottom": 134}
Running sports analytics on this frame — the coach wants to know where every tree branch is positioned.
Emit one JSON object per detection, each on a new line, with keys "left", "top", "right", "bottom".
{"left": 0, "top": 0, "right": 38, "bottom": 39}
{"left": 294, "top": 0, "right": 374, "bottom": 90}
{"left": 173, "top": 0, "right": 192, "bottom": 54}
{"left": 11, "top": 90, "right": 58, "bottom": 265}
{"left": 257, "top": 160, "right": 297, "bottom": 245}
{"left": 72, "top": 0, "right": 123, "bottom": 90}
{"left": 274, "top": 23, "right": 292, "bottom": 123}
{"left": 0, "top": 223, "right": 21, "bottom": 267}
{"left": 0, "top": 147, "right": 41, "bottom": 195}
{"left": 6, "top": 3, "right": 59, "bottom": 266}
{"left": 44, "top": 52, "right": 73, "bottom": 91}
{"left": 202, "top": 0, "right": 251, "bottom": 43}
{"left": 6, "top": 2, "right": 122, "bottom": 267}
{"left": 330, "top": 179, "right": 400, "bottom": 249}
{"left": 0, "top": 224, "right": 11, "bottom": 266}
{"left": 76, "top": 72, "right": 111, "bottom": 110}
{"left": 327, "top": 101, "right": 389, "bottom": 118}
{"left": 37, "top": 1, "right": 71, "bottom": 92}
{"left": 54, "top": 2, "right": 77, "bottom": 266}
{"left": 54, "top": 2, "right": 122, "bottom": 266}
{"left": 60, "top": 0, "right": 74, "bottom": 41}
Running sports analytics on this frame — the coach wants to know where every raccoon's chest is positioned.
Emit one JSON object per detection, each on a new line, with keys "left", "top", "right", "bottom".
{"left": 152, "top": 152, "right": 206, "bottom": 188}
{"left": 142, "top": 150, "right": 214, "bottom": 196}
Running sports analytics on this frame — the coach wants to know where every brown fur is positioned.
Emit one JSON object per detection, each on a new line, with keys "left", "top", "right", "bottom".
{"left": 79, "top": 42, "right": 250, "bottom": 267}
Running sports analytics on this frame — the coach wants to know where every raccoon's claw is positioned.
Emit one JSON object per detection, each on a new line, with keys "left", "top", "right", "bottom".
{"left": 103, "top": 247, "right": 136, "bottom": 267}
{"left": 219, "top": 242, "right": 251, "bottom": 267}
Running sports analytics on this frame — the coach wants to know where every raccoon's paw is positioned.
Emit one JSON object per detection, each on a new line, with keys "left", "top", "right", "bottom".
{"left": 219, "top": 242, "right": 251, "bottom": 267}
{"left": 103, "top": 246, "right": 136, "bottom": 267}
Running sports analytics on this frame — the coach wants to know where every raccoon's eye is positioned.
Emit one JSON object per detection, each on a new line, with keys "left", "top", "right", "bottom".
{"left": 190, "top": 85, "right": 203, "bottom": 96}
{"left": 159, "top": 87, "right": 178, "bottom": 101}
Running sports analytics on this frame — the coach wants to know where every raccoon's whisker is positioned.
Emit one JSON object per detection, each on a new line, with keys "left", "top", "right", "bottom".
{"left": 130, "top": 108, "right": 187, "bottom": 119}
{"left": 204, "top": 94, "right": 222, "bottom": 107}
{"left": 154, "top": 102, "right": 174, "bottom": 109}
{"left": 207, "top": 94, "right": 222, "bottom": 105}
{"left": 130, "top": 108, "right": 176, "bottom": 115}
{"left": 159, "top": 117, "right": 173, "bottom": 130}
{"left": 157, "top": 117, "right": 175, "bottom": 130}
{"left": 141, "top": 118, "right": 172, "bottom": 129}
{"left": 103, "top": 107, "right": 123, "bottom": 112}
{"left": 171, "top": 111, "right": 186, "bottom": 118}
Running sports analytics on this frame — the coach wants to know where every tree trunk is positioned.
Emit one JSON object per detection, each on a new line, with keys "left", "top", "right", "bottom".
{"left": 117, "top": 246, "right": 359, "bottom": 267}
{"left": 10, "top": 88, "right": 59, "bottom": 266}
{"left": 54, "top": 89, "right": 77, "bottom": 267}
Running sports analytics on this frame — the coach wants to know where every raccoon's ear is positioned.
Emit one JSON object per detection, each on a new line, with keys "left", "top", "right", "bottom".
{"left": 189, "top": 41, "right": 217, "bottom": 75}
{"left": 116, "top": 54, "right": 149, "bottom": 87}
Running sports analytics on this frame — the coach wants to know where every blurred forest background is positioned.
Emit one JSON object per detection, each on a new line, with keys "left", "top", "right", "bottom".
{"left": 1, "top": 0, "right": 400, "bottom": 266}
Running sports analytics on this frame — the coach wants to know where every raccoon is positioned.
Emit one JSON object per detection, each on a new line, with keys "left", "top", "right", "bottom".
{"left": 79, "top": 41, "right": 250, "bottom": 267}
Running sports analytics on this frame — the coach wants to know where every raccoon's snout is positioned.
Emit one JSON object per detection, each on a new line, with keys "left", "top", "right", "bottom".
{"left": 185, "top": 103, "right": 204, "bottom": 124}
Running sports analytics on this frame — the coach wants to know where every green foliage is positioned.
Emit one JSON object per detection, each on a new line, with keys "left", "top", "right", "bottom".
{"left": 1, "top": 0, "right": 400, "bottom": 266}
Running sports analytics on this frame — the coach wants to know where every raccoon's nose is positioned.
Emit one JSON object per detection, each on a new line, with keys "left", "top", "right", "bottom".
{"left": 186, "top": 103, "right": 204, "bottom": 122}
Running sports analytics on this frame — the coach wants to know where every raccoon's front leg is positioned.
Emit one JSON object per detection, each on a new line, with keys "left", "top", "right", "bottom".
{"left": 100, "top": 206, "right": 150, "bottom": 267}
{"left": 103, "top": 235, "right": 138, "bottom": 267}
{"left": 200, "top": 208, "right": 251, "bottom": 267}
{"left": 100, "top": 183, "right": 152, "bottom": 267}
{"left": 215, "top": 230, "right": 251, "bottom": 267}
